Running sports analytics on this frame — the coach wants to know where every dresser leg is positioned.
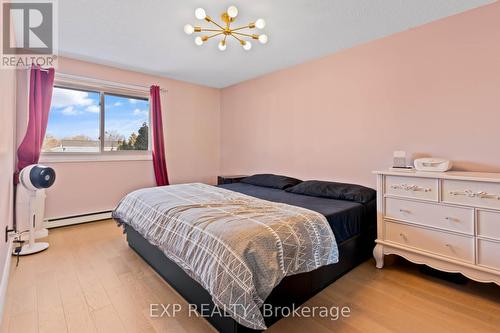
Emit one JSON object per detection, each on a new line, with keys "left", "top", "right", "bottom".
{"left": 373, "top": 244, "right": 384, "bottom": 269}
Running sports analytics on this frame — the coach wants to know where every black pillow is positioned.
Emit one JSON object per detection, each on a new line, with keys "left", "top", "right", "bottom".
{"left": 240, "top": 174, "right": 302, "bottom": 190}
{"left": 285, "top": 180, "right": 376, "bottom": 204}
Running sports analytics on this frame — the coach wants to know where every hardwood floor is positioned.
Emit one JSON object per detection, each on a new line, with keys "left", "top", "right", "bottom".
{"left": 2, "top": 219, "right": 499, "bottom": 333}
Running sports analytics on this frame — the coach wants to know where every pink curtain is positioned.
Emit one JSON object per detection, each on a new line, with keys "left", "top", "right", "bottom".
{"left": 150, "top": 85, "right": 169, "bottom": 186}
{"left": 16, "top": 66, "right": 55, "bottom": 182}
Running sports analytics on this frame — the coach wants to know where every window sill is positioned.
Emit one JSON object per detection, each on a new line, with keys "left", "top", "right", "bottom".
{"left": 40, "top": 152, "right": 153, "bottom": 163}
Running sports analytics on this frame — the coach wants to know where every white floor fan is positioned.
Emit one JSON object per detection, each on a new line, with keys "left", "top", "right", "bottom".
{"left": 14, "top": 164, "right": 56, "bottom": 255}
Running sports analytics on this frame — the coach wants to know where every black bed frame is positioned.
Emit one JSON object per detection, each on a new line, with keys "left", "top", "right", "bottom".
{"left": 125, "top": 224, "right": 376, "bottom": 333}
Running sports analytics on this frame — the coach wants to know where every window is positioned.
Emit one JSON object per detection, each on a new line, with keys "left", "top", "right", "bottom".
{"left": 104, "top": 94, "right": 149, "bottom": 151}
{"left": 43, "top": 87, "right": 101, "bottom": 153}
{"left": 42, "top": 86, "right": 150, "bottom": 158}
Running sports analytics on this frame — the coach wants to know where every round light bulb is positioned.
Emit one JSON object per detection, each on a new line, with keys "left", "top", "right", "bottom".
{"left": 255, "top": 18, "right": 266, "bottom": 29}
{"left": 184, "top": 24, "right": 194, "bottom": 35}
{"left": 195, "top": 8, "right": 206, "bottom": 20}
{"left": 243, "top": 41, "right": 252, "bottom": 51}
{"left": 194, "top": 36, "right": 203, "bottom": 46}
{"left": 218, "top": 41, "right": 227, "bottom": 51}
{"left": 227, "top": 6, "right": 238, "bottom": 18}
{"left": 258, "top": 34, "right": 268, "bottom": 44}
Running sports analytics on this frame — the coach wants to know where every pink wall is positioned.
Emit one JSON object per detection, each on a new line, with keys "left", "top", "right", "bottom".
{"left": 16, "top": 2, "right": 500, "bottom": 219}
{"left": 0, "top": 68, "right": 16, "bottom": 287}
{"left": 220, "top": 3, "right": 500, "bottom": 187}
{"left": 40, "top": 57, "right": 221, "bottom": 219}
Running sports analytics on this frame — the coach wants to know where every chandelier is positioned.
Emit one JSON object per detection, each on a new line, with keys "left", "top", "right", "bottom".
{"left": 184, "top": 5, "right": 268, "bottom": 51}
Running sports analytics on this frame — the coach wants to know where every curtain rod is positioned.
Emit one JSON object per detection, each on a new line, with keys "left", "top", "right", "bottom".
{"left": 52, "top": 72, "right": 167, "bottom": 93}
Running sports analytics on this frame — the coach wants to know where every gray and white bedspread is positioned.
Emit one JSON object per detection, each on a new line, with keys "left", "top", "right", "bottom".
{"left": 113, "top": 183, "right": 338, "bottom": 329}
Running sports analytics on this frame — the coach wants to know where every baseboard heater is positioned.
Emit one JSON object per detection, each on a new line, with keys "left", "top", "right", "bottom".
{"left": 43, "top": 210, "right": 112, "bottom": 228}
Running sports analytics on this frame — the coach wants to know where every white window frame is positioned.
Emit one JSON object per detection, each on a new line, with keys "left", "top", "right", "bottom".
{"left": 40, "top": 74, "right": 153, "bottom": 163}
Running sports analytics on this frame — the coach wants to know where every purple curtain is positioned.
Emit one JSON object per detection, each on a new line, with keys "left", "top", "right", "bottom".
{"left": 150, "top": 85, "right": 169, "bottom": 186}
{"left": 16, "top": 66, "right": 55, "bottom": 181}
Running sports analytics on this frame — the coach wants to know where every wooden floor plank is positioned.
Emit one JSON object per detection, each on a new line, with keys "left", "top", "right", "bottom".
{"left": 58, "top": 275, "right": 97, "bottom": 333}
{"left": 91, "top": 304, "right": 126, "bottom": 333}
{"left": 2, "top": 219, "right": 499, "bottom": 333}
{"left": 36, "top": 269, "right": 67, "bottom": 333}
{"left": 8, "top": 310, "right": 38, "bottom": 333}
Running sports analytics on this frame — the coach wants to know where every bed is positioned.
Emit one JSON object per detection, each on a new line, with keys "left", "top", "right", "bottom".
{"left": 114, "top": 176, "right": 376, "bottom": 332}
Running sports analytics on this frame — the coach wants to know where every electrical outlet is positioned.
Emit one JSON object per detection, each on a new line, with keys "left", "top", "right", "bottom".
{"left": 5, "top": 226, "right": 15, "bottom": 243}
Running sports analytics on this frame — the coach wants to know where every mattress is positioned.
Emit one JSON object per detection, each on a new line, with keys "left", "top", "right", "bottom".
{"left": 218, "top": 182, "right": 376, "bottom": 243}
{"left": 113, "top": 183, "right": 338, "bottom": 329}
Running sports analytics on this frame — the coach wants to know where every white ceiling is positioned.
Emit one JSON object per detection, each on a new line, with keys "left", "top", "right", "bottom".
{"left": 58, "top": 0, "right": 495, "bottom": 88}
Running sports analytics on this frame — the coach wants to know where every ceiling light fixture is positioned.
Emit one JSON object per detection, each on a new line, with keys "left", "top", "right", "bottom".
{"left": 184, "top": 5, "right": 268, "bottom": 51}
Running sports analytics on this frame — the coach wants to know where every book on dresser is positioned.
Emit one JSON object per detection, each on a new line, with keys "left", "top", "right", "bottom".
{"left": 373, "top": 169, "right": 500, "bottom": 285}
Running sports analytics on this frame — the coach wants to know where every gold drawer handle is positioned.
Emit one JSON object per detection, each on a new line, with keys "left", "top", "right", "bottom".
{"left": 399, "top": 233, "right": 408, "bottom": 241}
{"left": 391, "top": 184, "right": 431, "bottom": 192}
{"left": 448, "top": 190, "right": 500, "bottom": 200}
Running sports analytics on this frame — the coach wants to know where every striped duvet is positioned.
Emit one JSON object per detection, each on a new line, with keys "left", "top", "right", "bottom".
{"left": 113, "top": 183, "right": 338, "bottom": 329}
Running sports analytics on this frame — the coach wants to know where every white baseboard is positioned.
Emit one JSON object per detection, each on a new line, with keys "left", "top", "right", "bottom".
{"left": 43, "top": 211, "right": 112, "bottom": 229}
{"left": 0, "top": 239, "right": 14, "bottom": 322}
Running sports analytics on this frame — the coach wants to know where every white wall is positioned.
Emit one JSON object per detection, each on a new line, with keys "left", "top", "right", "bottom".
{"left": 0, "top": 67, "right": 16, "bottom": 312}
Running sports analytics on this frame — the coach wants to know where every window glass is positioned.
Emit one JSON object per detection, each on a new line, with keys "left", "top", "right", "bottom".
{"left": 43, "top": 87, "right": 100, "bottom": 153}
{"left": 42, "top": 86, "right": 150, "bottom": 154}
{"left": 104, "top": 94, "right": 149, "bottom": 151}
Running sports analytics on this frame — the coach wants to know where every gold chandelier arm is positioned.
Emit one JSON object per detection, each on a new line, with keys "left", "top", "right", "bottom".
{"left": 231, "top": 32, "right": 258, "bottom": 39}
{"left": 229, "top": 33, "right": 246, "bottom": 44}
{"left": 199, "top": 28, "right": 224, "bottom": 33}
{"left": 230, "top": 24, "right": 253, "bottom": 32}
{"left": 205, "top": 17, "right": 226, "bottom": 31}
{"left": 205, "top": 32, "right": 224, "bottom": 40}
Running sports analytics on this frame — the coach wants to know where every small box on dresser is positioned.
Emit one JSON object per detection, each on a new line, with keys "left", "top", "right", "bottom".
{"left": 373, "top": 170, "right": 500, "bottom": 285}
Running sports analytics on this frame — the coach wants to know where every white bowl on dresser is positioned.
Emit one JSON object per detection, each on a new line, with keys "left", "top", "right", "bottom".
{"left": 373, "top": 170, "right": 500, "bottom": 285}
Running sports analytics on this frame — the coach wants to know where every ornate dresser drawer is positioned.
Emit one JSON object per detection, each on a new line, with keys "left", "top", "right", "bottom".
{"left": 477, "top": 239, "right": 500, "bottom": 271}
{"left": 442, "top": 179, "right": 500, "bottom": 210}
{"left": 477, "top": 210, "right": 500, "bottom": 240}
{"left": 385, "top": 197, "right": 474, "bottom": 235}
{"left": 374, "top": 170, "right": 500, "bottom": 285}
{"left": 385, "top": 221, "right": 474, "bottom": 263}
{"left": 384, "top": 175, "right": 438, "bottom": 201}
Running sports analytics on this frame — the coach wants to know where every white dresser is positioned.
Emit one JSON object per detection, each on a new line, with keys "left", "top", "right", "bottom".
{"left": 373, "top": 170, "right": 500, "bottom": 285}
